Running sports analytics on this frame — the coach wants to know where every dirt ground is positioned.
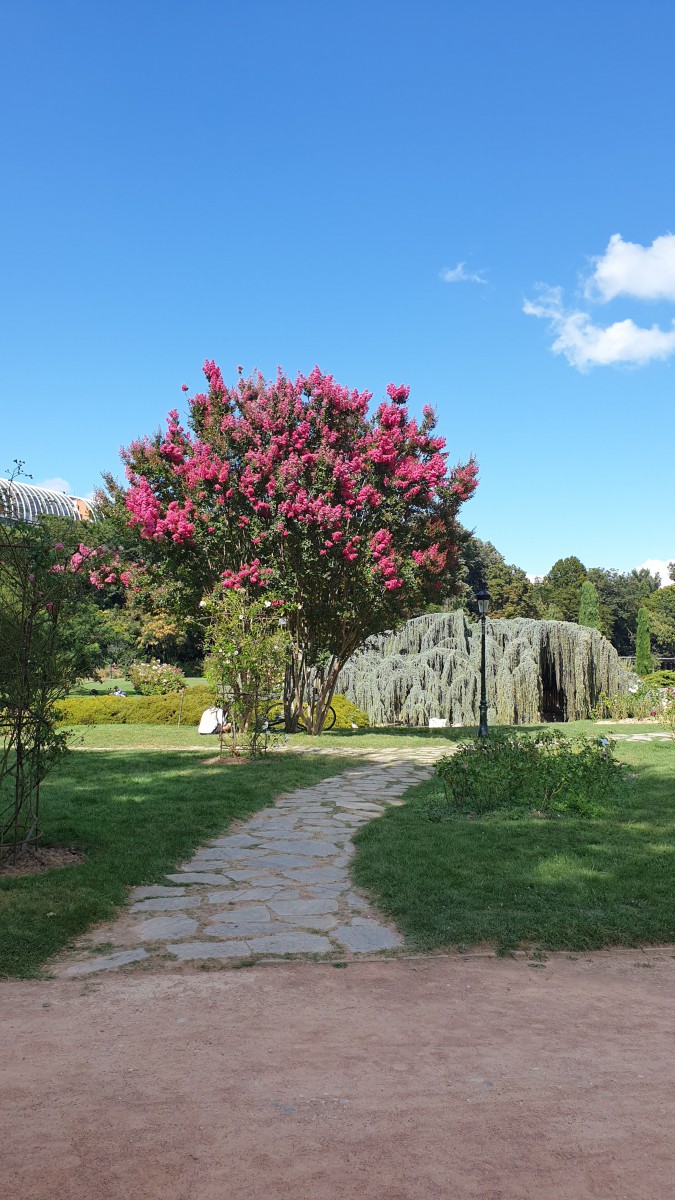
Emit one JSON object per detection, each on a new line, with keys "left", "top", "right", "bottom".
{"left": 1, "top": 951, "right": 673, "bottom": 1200}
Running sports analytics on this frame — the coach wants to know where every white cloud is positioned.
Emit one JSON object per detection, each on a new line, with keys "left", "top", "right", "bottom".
{"left": 586, "top": 233, "right": 675, "bottom": 303}
{"left": 35, "top": 476, "right": 72, "bottom": 494}
{"left": 636, "top": 559, "right": 674, "bottom": 587}
{"left": 523, "top": 285, "right": 675, "bottom": 371}
{"left": 440, "top": 262, "right": 486, "bottom": 285}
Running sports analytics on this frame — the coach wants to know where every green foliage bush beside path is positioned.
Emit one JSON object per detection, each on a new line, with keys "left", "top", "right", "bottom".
{"left": 352, "top": 728, "right": 675, "bottom": 953}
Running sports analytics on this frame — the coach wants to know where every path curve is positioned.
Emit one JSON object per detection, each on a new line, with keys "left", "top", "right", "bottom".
{"left": 61, "top": 749, "right": 444, "bottom": 977}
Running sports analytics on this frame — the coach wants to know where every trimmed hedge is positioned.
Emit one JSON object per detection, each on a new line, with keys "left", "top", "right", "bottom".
{"left": 55, "top": 689, "right": 369, "bottom": 729}
{"left": 56, "top": 686, "right": 214, "bottom": 726}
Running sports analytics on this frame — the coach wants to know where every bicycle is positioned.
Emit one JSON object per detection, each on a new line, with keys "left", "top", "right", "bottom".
{"left": 257, "top": 703, "right": 337, "bottom": 734}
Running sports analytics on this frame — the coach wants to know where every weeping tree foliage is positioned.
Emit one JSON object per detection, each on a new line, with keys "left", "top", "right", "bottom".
{"left": 578, "top": 580, "right": 601, "bottom": 630}
{"left": 338, "top": 611, "right": 628, "bottom": 726}
{"left": 634, "top": 607, "right": 653, "bottom": 676}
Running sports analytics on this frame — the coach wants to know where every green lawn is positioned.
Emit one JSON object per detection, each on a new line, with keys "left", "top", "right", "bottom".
{"left": 0, "top": 749, "right": 361, "bottom": 979}
{"left": 69, "top": 675, "right": 205, "bottom": 697}
{"left": 68, "top": 719, "right": 667, "bottom": 751}
{"left": 352, "top": 730, "right": 675, "bottom": 954}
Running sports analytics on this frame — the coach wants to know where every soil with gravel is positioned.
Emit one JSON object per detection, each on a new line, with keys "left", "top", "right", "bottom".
{"left": 1, "top": 950, "right": 673, "bottom": 1199}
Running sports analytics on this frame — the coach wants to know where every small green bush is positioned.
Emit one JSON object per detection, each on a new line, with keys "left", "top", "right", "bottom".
{"left": 331, "top": 694, "right": 369, "bottom": 729}
{"left": 128, "top": 660, "right": 187, "bottom": 695}
{"left": 642, "top": 670, "right": 675, "bottom": 688}
{"left": 431, "top": 730, "right": 628, "bottom": 819}
{"left": 56, "top": 686, "right": 214, "bottom": 726}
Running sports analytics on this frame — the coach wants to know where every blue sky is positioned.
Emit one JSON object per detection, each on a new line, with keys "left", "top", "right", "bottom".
{"left": 2, "top": 0, "right": 674, "bottom": 580}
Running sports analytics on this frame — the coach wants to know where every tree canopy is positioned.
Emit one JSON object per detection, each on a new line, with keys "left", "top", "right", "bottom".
{"left": 112, "top": 362, "right": 478, "bottom": 727}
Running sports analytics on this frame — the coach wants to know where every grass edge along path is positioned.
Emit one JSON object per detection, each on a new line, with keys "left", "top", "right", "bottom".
{"left": 0, "top": 750, "right": 362, "bottom": 980}
{"left": 351, "top": 735, "right": 675, "bottom": 954}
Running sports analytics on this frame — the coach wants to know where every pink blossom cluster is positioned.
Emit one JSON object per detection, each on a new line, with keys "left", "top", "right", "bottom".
{"left": 121, "top": 360, "right": 479, "bottom": 604}
{"left": 221, "top": 558, "right": 273, "bottom": 590}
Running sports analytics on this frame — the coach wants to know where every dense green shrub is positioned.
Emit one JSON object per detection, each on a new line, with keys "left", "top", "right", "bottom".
{"left": 330, "top": 695, "right": 369, "bottom": 729}
{"left": 432, "top": 730, "right": 628, "bottom": 819}
{"left": 642, "top": 670, "right": 675, "bottom": 688}
{"left": 128, "top": 660, "right": 187, "bottom": 695}
{"left": 56, "top": 686, "right": 213, "bottom": 726}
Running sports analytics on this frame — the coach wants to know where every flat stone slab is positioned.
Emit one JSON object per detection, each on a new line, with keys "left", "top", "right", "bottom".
{"left": 207, "top": 887, "right": 299, "bottom": 905}
{"left": 208, "top": 905, "right": 270, "bottom": 924}
{"left": 204, "top": 921, "right": 297, "bottom": 938}
{"left": 283, "top": 867, "right": 347, "bottom": 884}
{"left": 346, "top": 892, "right": 369, "bottom": 911}
{"left": 206, "top": 887, "right": 278, "bottom": 904}
{"left": 226, "top": 868, "right": 270, "bottom": 880}
{"left": 247, "top": 933, "right": 332, "bottom": 955}
{"left": 134, "top": 914, "right": 198, "bottom": 942}
{"left": 67, "top": 949, "right": 149, "bottom": 976}
{"left": 248, "top": 853, "right": 322, "bottom": 870}
{"left": 268, "top": 898, "right": 338, "bottom": 918}
{"left": 166, "top": 873, "right": 230, "bottom": 885}
{"left": 258, "top": 840, "right": 340, "bottom": 857}
{"left": 333, "top": 922, "right": 403, "bottom": 953}
{"left": 179, "top": 860, "right": 234, "bottom": 872}
{"left": 208, "top": 835, "right": 257, "bottom": 849}
{"left": 129, "top": 885, "right": 187, "bottom": 900}
{"left": 245, "top": 877, "right": 301, "bottom": 891}
{"left": 131, "top": 896, "right": 201, "bottom": 913}
{"left": 166, "top": 941, "right": 248, "bottom": 960}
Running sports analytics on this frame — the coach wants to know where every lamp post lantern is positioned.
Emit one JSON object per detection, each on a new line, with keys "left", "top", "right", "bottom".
{"left": 476, "top": 587, "right": 490, "bottom": 739}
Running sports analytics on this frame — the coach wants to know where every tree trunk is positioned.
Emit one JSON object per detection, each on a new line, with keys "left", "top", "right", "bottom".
{"left": 284, "top": 648, "right": 346, "bottom": 735}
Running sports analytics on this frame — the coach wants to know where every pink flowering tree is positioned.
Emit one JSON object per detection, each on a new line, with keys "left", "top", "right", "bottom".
{"left": 118, "top": 363, "right": 478, "bottom": 733}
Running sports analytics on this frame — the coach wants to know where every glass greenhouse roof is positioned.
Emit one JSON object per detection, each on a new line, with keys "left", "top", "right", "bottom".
{"left": 0, "top": 478, "right": 94, "bottom": 525}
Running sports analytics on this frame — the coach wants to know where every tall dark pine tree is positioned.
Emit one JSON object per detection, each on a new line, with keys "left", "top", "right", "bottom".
{"left": 578, "top": 580, "right": 601, "bottom": 630}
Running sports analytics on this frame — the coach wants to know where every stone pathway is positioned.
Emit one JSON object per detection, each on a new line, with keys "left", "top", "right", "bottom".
{"left": 65, "top": 750, "right": 443, "bottom": 977}
{"left": 608, "top": 731, "right": 672, "bottom": 742}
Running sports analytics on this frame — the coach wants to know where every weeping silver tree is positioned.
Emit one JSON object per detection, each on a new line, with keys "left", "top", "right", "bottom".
{"left": 338, "top": 611, "right": 628, "bottom": 726}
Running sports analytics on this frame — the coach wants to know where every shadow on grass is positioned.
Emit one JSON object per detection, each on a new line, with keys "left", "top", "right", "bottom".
{"left": 0, "top": 749, "right": 358, "bottom": 979}
{"left": 351, "top": 741, "right": 675, "bottom": 953}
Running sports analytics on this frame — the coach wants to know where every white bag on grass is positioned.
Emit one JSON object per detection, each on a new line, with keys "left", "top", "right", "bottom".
{"left": 198, "top": 706, "right": 226, "bottom": 735}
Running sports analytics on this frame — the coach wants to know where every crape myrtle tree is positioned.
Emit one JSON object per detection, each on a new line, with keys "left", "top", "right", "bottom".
{"left": 117, "top": 362, "right": 478, "bottom": 733}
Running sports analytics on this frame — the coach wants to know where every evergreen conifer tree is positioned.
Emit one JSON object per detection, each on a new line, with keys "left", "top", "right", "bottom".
{"left": 634, "top": 606, "right": 653, "bottom": 676}
{"left": 578, "top": 580, "right": 601, "bottom": 630}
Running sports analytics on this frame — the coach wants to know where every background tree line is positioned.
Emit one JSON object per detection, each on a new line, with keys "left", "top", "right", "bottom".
{"left": 455, "top": 537, "right": 675, "bottom": 658}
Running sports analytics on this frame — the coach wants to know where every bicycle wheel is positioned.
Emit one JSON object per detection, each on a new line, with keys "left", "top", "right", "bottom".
{"left": 322, "top": 705, "right": 337, "bottom": 731}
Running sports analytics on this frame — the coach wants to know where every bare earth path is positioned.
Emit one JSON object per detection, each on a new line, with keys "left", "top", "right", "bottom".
{"left": 60, "top": 748, "right": 442, "bottom": 977}
{"left": 1, "top": 952, "right": 673, "bottom": 1199}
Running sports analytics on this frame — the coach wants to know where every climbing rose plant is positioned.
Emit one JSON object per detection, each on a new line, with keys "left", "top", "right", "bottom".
{"left": 119, "top": 362, "right": 478, "bottom": 732}
{"left": 203, "top": 589, "right": 290, "bottom": 756}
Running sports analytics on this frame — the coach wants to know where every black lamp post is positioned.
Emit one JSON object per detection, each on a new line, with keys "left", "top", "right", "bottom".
{"left": 476, "top": 587, "right": 490, "bottom": 738}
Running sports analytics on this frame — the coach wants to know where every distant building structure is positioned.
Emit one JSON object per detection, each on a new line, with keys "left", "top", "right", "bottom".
{"left": 0, "top": 478, "right": 95, "bottom": 525}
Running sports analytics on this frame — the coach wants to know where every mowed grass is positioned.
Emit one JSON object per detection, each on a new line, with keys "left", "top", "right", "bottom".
{"left": 68, "top": 676, "right": 205, "bottom": 697}
{"left": 64, "top": 718, "right": 668, "bottom": 751}
{"left": 0, "top": 749, "right": 360, "bottom": 979}
{"left": 352, "top": 730, "right": 675, "bottom": 953}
